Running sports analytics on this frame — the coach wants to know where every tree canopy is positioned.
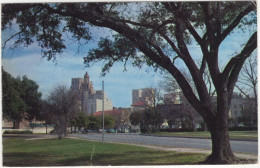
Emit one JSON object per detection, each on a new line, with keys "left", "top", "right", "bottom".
{"left": 2, "top": 68, "right": 42, "bottom": 128}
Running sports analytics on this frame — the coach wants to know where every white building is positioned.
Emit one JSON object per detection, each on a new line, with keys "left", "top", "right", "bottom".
{"left": 230, "top": 93, "right": 244, "bottom": 118}
{"left": 211, "top": 93, "right": 244, "bottom": 118}
{"left": 70, "top": 72, "right": 113, "bottom": 115}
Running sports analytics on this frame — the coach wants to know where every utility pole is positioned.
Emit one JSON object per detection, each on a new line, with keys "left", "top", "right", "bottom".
{"left": 102, "top": 80, "right": 104, "bottom": 143}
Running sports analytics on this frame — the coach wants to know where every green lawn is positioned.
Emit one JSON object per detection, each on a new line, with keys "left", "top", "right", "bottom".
{"left": 3, "top": 137, "right": 207, "bottom": 166}
{"left": 151, "top": 131, "right": 258, "bottom": 141}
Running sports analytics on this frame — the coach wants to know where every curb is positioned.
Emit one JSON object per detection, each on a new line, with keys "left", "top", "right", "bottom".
{"left": 141, "top": 134, "right": 258, "bottom": 142}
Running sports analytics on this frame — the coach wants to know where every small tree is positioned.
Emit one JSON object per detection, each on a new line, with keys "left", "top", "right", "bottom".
{"left": 38, "top": 99, "right": 54, "bottom": 134}
{"left": 75, "top": 112, "right": 88, "bottom": 132}
{"left": 104, "top": 115, "right": 115, "bottom": 130}
{"left": 236, "top": 54, "right": 257, "bottom": 126}
{"left": 87, "top": 115, "right": 101, "bottom": 132}
{"left": 130, "top": 110, "right": 144, "bottom": 127}
{"left": 47, "top": 85, "right": 78, "bottom": 139}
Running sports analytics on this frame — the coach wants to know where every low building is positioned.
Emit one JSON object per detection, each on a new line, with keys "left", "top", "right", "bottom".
{"left": 93, "top": 108, "right": 131, "bottom": 132}
{"left": 211, "top": 92, "right": 245, "bottom": 119}
{"left": 2, "top": 119, "right": 54, "bottom": 133}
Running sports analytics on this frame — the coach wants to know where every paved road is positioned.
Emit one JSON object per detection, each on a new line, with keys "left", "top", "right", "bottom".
{"left": 71, "top": 133, "right": 258, "bottom": 154}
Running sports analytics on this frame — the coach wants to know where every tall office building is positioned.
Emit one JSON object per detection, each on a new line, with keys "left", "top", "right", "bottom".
{"left": 70, "top": 72, "right": 113, "bottom": 115}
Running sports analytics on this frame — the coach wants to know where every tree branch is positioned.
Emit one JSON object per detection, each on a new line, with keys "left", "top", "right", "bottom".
{"left": 159, "top": 31, "right": 182, "bottom": 57}
{"left": 219, "top": 4, "right": 256, "bottom": 44}
{"left": 235, "top": 85, "right": 251, "bottom": 99}
{"left": 2, "top": 31, "right": 22, "bottom": 49}
{"left": 222, "top": 32, "right": 257, "bottom": 82}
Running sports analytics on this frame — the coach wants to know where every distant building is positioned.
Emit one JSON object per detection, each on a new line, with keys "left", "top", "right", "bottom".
{"left": 131, "top": 88, "right": 154, "bottom": 111}
{"left": 230, "top": 93, "right": 244, "bottom": 118}
{"left": 93, "top": 107, "right": 131, "bottom": 132}
{"left": 70, "top": 72, "right": 113, "bottom": 115}
{"left": 164, "top": 92, "right": 181, "bottom": 104}
{"left": 2, "top": 119, "right": 53, "bottom": 133}
{"left": 211, "top": 92, "right": 245, "bottom": 118}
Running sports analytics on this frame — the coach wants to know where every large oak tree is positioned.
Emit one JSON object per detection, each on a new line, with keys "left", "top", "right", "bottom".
{"left": 2, "top": 2, "right": 257, "bottom": 163}
{"left": 2, "top": 68, "right": 42, "bottom": 128}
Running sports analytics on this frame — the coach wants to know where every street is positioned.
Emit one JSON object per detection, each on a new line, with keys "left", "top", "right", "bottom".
{"left": 72, "top": 133, "right": 258, "bottom": 154}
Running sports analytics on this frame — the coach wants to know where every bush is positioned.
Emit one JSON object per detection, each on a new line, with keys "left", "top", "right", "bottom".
{"left": 228, "top": 126, "right": 257, "bottom": 131}
{"left": 159, "top": 128, "right": 194, "bottom": 132}
{"left": 49, "top": 129, "right": 56, "bottom": 134}
{"left": 3, "top": 130, "right": 33, "bottom": 134}
{"left": 196, "top": 128, "right": 205, "bottom": 132}
{"left": 140, "top": 126, "right": 149, "bottom": 134}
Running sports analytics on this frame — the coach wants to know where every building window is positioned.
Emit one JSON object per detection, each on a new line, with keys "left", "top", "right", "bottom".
{"left": 234, "top": 104, "right": 237, "bottom": 108}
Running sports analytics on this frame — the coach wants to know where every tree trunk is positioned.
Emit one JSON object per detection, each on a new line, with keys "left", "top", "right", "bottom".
{"left": 206, "top": 125, "right": 238, "bottom": 164}
{"left": 64, "top": 113, "right": 68, "bottom": 136}
{"left": 45, "top": 122, "right": 48, "bottom": 134}
{"left": 13, "top": 120, "right": 20, "bottom": 129}
{"left": 58, "top": 125, "right": 63, "bottom": 140}
{"left": 205, "top": 91, "right": 239, "bottom": 164}
{"left": 203, "top": 123, "right": 207, "bottom": 131}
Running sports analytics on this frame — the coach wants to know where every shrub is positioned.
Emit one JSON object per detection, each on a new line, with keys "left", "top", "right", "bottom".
{"left": 228, "top": 126, "right": 257, "bottom": 131}
{"left": 3, "top": 130, "right": 33, "bottom": 134}
{"left": 49, "top": 129, "right": 56, "bottom": 134}
{"left": 159, "top": 128, "right": 194, "bottom": 132}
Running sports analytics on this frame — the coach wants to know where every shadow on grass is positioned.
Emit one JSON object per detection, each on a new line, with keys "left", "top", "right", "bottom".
{"left": 3, "top": 150, "right": 207, "bottom": 166}
{"left": 3, "top": 151, "right": 82, "bottom": 166}
{"left": 57, "top": 150, "right": 207, "bottom": 166}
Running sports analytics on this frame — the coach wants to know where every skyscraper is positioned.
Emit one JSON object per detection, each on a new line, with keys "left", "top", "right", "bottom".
{"left": 70, "top": 72, "right": 113, "bottom": 115}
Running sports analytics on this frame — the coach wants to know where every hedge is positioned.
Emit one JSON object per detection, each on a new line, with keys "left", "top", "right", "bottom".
{"left": 3, "top": 130, "right": 33, "bottom": 134}
{"left": 228, "top": 127, "right": 257, "bottom": 131}
{"left": 160, "top": 128, "right": 195, "bottom": 132}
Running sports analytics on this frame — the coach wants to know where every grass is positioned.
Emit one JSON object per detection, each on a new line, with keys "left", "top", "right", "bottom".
{"left": 151, "top": 131, "right": 258, "bottom": 141}
{"left": 3, "top": 136, "right": 207, "bottom": 166}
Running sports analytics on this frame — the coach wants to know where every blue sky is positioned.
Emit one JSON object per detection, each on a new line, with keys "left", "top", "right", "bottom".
{"left": 2, "top": 27, "right": 163, "bottom": 108}
{"left": 1, "top": 4, "right": 257, "bottom": 108}
{"left": 2, "top": 48, "right": 163, "bottom": 108}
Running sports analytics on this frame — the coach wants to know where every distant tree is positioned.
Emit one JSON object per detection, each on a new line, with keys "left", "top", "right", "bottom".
{"left": 241, "top": 99, "right": 257, "bottom": 127}
{"left": 145, "top": 108, "right": 164, "bottom": 132}
{"left": 130, "top": 108, "right": 163, "bottom": 133}
{"left": 87, "top": 115, "right": 101, "bottom": 131}
{"left": 47, "top": 85, "right": 78, "bottom": 139}
{"left": 69, "top": 118, "right": 77, "bottom": 133}
{"left": 130, "top": 110, "right": 144, "bottom": 126}
{"left": 167, "top": 119, "right": 175, "bottom": 129}
{"left": 104, "top": 115, "right": 115, "bottom": 129}
{"left": 2, "top": 2, "right": 257, "bottom": 163}
{"left": 113, "top": 109, "right": 130, "bottom": 131}
{"left": 75, "top": 112, "right": 88, "bottom": 131}
{"left": 20, "top": 76, "right": 42, "bottom": 121}
{"left": 2, "top": 69, "right": 26, "bottom": 128}
{"left": 38, "top": 99, "right": 55, "bottom": 134}
{"left": 2, "top": 68, "right": 42, "bottom": 129}
{"left": 160, "top": 73, "right": 200, "bottom": 131}
{"left": 236, "top": 54, "right": 257, "bottom": 126}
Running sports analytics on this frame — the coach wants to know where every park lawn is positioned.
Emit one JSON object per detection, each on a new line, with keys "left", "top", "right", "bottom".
{"left": 152, "top": 131, "right": 258, "bottom": 141}
{"left": 3, "top": 137, "right": 207, "bottom": 166}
